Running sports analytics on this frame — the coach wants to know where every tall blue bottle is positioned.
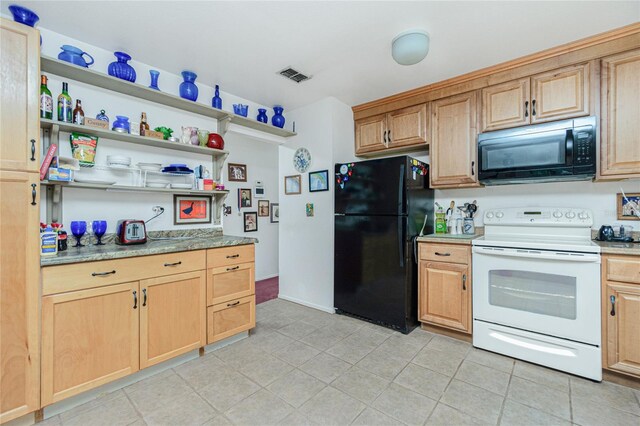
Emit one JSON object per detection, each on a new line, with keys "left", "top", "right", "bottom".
{"left": 212, "top": 85, "right": 222, "bottom": 109}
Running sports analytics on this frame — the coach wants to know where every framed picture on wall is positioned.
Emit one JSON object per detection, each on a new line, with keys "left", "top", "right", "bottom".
{"left": 309, "top": 169, "right": 329, "bottom": 192}
{"left": 228, "top": 163, "right": 247, "bottom": 182}
{"left": 258, "top": 200, "right": 270, "bottom": 217}
{"left": 270, "top": 203, "right": 279, "bottom": 223}
{"left": 617, "top": 192, "right": 640, "bottom": 220}
{"left": 284, "top": 175, "right": 301, "bottom": 195}
{"left": 173, "top": 195, "right": 212, "bottom": 225}
{"left": 244, "top": 212, "right": 258, "bottom": 232}
{"left": 239, "top": 188, "right": 252, "bottom": 208}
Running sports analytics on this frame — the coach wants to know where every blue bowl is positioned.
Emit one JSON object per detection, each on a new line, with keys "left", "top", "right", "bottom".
{"left": 8, "top": 5, "right": 40, "bottom": 27}
{"left": 233, "top": 104, "right": 249, "bottom": 117}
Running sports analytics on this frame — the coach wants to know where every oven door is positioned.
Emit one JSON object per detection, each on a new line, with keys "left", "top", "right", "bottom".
{"left": 472, "top": 245, "right": 601, "bottom": 345}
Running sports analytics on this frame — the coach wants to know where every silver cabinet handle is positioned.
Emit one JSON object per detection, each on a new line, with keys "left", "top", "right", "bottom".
{"left": 92, "top": 270, "right": 116, "bottom": 277}
{"left": 30, "top": 139, "right": 36, "bottom": 161}
{"left": 462, "top": 274, "right": 467, "bottom": 291}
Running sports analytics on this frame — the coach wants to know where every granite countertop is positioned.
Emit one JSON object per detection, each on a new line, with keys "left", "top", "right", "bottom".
{"left": 594, "top": 240, "right": 640, "bottom": 256}
{"left": 41, "top": 234, "right": 258, "bottom": 267}
{"left": 416, "top": 233, "right": 482, "bottom": 245}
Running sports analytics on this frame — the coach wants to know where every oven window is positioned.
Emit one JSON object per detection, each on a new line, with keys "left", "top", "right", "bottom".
{"left": 489, "top": 270, "right": 576, "bottom": 319}
{"left": 481, "top": 130, "right": 566, "bottom": 171}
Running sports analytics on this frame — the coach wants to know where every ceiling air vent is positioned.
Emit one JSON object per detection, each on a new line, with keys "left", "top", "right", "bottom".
{"left": 278, "top": 67, "right": 311, "bottom": 83}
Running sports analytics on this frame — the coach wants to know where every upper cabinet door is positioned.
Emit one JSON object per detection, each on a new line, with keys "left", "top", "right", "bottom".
{"left": 430, "top": 91, "right": 480, "bottom": 188}
{"left": 600, "top": 49, "right": 640, "bottom": 179}
{"left": 0, "top": 19, "right": 40, "bottom": 173}
{"left": 530, "top": 63, "right": 590, "bottom": 124}
{"left": 386, "top": 104, "right": 427, "bottom": 149}
{"left": 355, "top": 114, "right": 387, "bottom": 155}
{"left": 481, "top": 78, "right": 530, "bottom": 132}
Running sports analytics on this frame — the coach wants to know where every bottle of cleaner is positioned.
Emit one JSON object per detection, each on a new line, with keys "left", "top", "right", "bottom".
{"left": 41, "top": 225, "right": 58, "bottom": 256}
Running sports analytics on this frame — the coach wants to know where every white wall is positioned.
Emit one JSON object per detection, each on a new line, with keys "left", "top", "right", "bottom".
{"left": 36, "top": 26, "right": 281, "bottom": 278}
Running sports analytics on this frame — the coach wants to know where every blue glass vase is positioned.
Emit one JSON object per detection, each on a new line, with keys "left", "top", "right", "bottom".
{"left": 149, "top": 70, "right": 160, "bottom": 90}
{"left": 211, "top": 84, "right": 222, "bottom": 109}
{"left": 108, "top": 52, "right": 136, "bottom": 82}
{"left": 112, "top": 116, "right": 130, "bottom": 133}
{"left": 257, "top": 108, "right": 268, "bottom": 123}
{"left": 179, "top": 71, "right": 198, "bottom": 102}
{"left": 271, "top": 106, "right": 285, "bottom": 128}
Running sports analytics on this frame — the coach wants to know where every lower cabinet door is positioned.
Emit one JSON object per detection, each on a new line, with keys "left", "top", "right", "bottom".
{"left": 41, "top": 282, "right": 140, "bottom": 405}
{"left": 139, "top": 271, "right": 206, "bottom": 368}
{"left": 606, "top": 282, "right": 640, "bottom": 377}
{"left": 207, "top": 296, "right": 256, "bottom": 344}
{"left": 419, "top": 261, "right": 471, "bottom": 333}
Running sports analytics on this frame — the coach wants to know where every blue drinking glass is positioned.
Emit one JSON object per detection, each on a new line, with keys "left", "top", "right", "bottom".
{"left": 70, "top": 221, "right": 86, "bottom": 247}
{"left": 92, "top": 220, "right": 107, "bottom": 245}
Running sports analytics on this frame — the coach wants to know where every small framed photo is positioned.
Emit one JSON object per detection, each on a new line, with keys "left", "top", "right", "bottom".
{"left": 270, "top": 203, "right": 279, "bottom": 223}
{"left": 258, "top": 200, "right": 270, "bottom": 217}
{"left": 228, "top": 163, "right": 247, "bottom": 182}
{"left": 309, "top": 169, "right": 329, "bottom": 192}
{"left": 239, "top": 188, "right": 252, "bottom": 208}
{"left": 285, "top": 175, "right": 301, "bottom": 195}
{"left": 244, "top": 212, "right": 258, "bottom": 232}
{"left": 306, "top": 203, "right": 314, "bottom": 217}
{"left": 173, "top": 195, "right": 212, "bottom": 225}
{"left": 617, "top": 193, "right": 640, "bottom": 220}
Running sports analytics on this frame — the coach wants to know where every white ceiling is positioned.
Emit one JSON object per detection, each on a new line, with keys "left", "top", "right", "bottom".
{"left": 11, "top": 1, "right": 640, "bottom": 110}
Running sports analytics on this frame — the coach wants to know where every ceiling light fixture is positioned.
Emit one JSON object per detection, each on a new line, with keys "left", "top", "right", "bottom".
{"left": 391, "top": 29, "right": 430, "bottom": 66}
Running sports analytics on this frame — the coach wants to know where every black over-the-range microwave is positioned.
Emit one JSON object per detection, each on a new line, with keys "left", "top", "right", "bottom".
{"left": 477, "top": 116, "right": 596, "bottom": 185}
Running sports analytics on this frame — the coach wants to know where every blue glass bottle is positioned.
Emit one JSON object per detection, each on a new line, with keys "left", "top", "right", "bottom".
{"left": 149, "top": 70, "right": 160, "bottom": 90}
{"left": 211, "top": 85, "right": 222, "bottom": 109}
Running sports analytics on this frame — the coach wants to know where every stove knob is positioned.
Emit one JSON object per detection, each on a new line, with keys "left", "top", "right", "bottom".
{"left": 553, "top": 210, "right": 563, "bottom": 218}
{"left": 486, "top": 212, "right": 495, "bottom": 219}
{"left": 565, "top": 211, "right": 576, "bottom": 219}
{"left": 496, "top": 212, "right": 504, "bottom": 219}
{"left": 578, "top": 211, "right": 589, "bottom": 220}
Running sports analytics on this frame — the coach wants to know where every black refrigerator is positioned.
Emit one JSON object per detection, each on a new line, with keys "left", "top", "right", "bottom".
{"left": 334, "top": 156, "right": 434, "bottom": 334}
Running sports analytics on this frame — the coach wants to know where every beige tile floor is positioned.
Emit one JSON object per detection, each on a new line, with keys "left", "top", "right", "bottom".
{"left": 42, "top": 298, "right": 640, "bottom": 426}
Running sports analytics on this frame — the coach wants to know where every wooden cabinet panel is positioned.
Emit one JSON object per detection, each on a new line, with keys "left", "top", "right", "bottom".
{"left": 605, "top": 282, "right": 640, "bottom": 377}
{"left": 530, "top": 63, "right": 590, "bottom": 123}
{"left": 605, "top": 255, "right": 640, "bottom": 284}
{"left": 0, "top": 19, "right": 40, "bottom": 173}
{"left": 41, "top": 282, "right": 139, "bottom": 405}
{"left": 386, "top": 104, "right": 427, "bottom": 149}
{"left": 207, "top": 296, "right": 256, "bottom": 344}
{"left": 481, "top": 78, "right": 530, "bottom": 132}
{"left": 354, "top": 114, "right": 387, "bottom": 155}
{"left": 600, "top": 49, "right": 640, "bottom": 179}
{"left": 207, "top": 263, "right": 255, "bottom": 306}
{"left": 420, "top": 242, "right": 470, "bottom": 265}
{"left": 430, "top": 92, "right": 479, "bottom": 188}
{"left": 419, "top": 260, "right": 471, "bottom": 333}
{"left": 139, "top": 271, "right": 206, "bottom": 369}
{"left": 0, "top": 172, "right": 40, "bottom": 422}
{"left": 207, "top": 244, "right": 254, "bottom": 268}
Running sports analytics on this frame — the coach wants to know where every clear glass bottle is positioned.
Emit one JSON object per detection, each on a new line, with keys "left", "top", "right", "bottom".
{"left": 140, "top": 112, "right": 149, "bottom": 136}
{"left": 40, "top": 75, "right": 53, "bottom": 119}
{"left": 57, "top": 82, "right": 72, "bottom": 123}
{"left": 72, "top": 99, "right": 85, "bottom": 125}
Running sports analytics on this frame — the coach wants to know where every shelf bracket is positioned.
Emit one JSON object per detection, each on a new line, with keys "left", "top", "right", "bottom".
{"left": 217, "top": 116, "right": 232, "bottom": 137}
{"left": 213, "top": 192, "right": 230, "bottom": 226}
{"left": 214, "top": 152, "right": 230, "bottom": 182}
{"left": 45, "top": 184, "right": 63, "bottom": 224}
{"left": 51, "top": 123, "right": 60, "bottom": 147}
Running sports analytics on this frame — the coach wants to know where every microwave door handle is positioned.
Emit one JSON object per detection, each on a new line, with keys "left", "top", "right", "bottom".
{"left": 565, "top": 129, "right": 574, "bottom": 166}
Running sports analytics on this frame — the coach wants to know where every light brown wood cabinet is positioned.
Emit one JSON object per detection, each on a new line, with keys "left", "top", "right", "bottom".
{"left": 418, "top": 243, "right": 472, "bottom": 334}
{"left": 602, "top": 254, "right": 640, "bottom": 379}
{"left": 481, "top": 63, "right": 590, "bottom": 132}
{"left": 0, "top": 18, "right": 41, "bottom": 424}
{"left": 41, "top": 282, "right": 140, "bottom": 405}
{"left": 599, "top": 49, "right": 640, "bottom": 179}
{"left": 355, "top": 104, "right": 427, "bottom": 156}
{"left": 139, "top": 271, "right": 206, "bottom": 369}
{"left": 208, "top": 296, "right": 256, "bottom": 344}
{"left": 430, "top": 92, "right": 480, "bottom": 188}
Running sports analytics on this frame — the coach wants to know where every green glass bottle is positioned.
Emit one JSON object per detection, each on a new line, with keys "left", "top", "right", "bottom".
{"left": 40, "top": 75, "right": 53, "bottom": 119}
{"left": 57, "top": 82, "right": 72, "bottom": 123}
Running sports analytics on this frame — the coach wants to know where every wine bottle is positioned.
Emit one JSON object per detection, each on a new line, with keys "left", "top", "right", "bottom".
{"left": 57, "top": 82, "right": 72, "bottom": 123}
{"left": 40, "top": 75, "right": 53, "bottom": 119}
{"left": 73, "top": 99, "right": 85, "bottom": 125}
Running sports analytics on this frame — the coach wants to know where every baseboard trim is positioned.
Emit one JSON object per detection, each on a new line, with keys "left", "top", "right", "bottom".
{"left": 256, "top": 274, "right": 279, "bottom": 281}
{"left": 277, "top": 294, "right": 335, "bottom": 314}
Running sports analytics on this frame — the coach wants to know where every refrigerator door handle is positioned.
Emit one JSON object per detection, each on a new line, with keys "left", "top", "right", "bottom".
{"left": 334, "top": 213, "right": 345, "bottom": 216}
{"left": 398, "top": 216, "right": 405, "bottom": 268}
{"left": 398, "top": 163, "right": 405, "bottom": 216}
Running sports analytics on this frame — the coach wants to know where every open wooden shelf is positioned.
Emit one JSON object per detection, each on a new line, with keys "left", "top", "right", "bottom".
{"left": 40, "top": 56, "right": 297, "bottom": 139}
{"left": 41, "top": 180, "right": 230, "bottom": 196}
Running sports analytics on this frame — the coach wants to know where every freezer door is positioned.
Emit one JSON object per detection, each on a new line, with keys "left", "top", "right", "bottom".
{"left": 335, "top": 157, "right": 406, "bottom": 215}
{"left": 334, "top": 215, "right": 410, "bottom": 329}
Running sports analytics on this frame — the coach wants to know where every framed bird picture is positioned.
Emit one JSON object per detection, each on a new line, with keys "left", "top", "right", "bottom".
{"left": 173, "top": 195, "right": 212, "bottom": 225}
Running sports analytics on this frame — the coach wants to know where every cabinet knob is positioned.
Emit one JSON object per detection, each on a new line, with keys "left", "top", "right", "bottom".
{"left": 30, "top": 139, "right": 36, "bottom": 161}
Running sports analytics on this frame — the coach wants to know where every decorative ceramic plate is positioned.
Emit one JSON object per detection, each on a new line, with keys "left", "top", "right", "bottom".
{"left": 293, "top": 148, "right": 311, "bottom": 173}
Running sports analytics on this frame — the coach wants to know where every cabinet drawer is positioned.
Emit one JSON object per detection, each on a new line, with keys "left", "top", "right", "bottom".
{"left": 207, "top": 263, "right": 255, "bottom": 306}
{"left": 42, "top": 250, "right": 206, "bottom": 295}
{"left": 605, "top": 255, "right": 640, "bottom": 284}
{"left": 207, "top": 244, "right": 255, "bottom": 268}
{"left": 207, "top": 296, "right": 255, "bottom": 344}
{"left": 420, "top": 243, "right": 470, "bottom": 264}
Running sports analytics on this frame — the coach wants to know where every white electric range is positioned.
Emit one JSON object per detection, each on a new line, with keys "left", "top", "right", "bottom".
{"left": 472, "top": 207, "right": 602, "bottom": 380}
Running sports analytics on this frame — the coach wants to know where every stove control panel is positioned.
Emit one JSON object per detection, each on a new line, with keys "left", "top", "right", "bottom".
{"left": 483, "top": 207, "right": 593, "bottom": 227}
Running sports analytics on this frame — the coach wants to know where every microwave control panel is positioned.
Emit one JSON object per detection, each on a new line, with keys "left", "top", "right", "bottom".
{"left": 484, "top": 207, "right": 593, "bottom": 226}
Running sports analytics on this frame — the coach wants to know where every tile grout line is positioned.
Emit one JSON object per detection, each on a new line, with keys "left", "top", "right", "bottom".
{"left": 496, "top": 369, "right": 515, "bottom": 425}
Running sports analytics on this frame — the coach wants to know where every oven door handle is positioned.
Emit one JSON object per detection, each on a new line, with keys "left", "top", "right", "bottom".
{"left": 472, "top": 246, "right": 600, "bottom": 262}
